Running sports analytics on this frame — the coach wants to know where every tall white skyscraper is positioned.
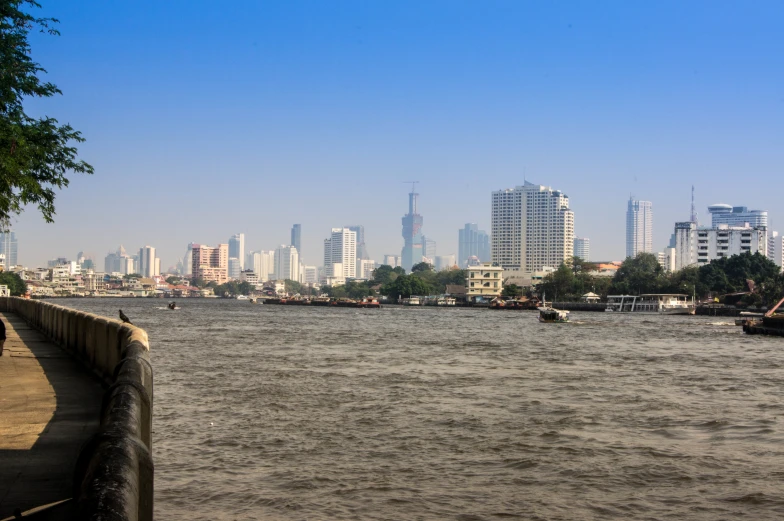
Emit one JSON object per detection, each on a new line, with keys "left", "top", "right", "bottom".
{"left": 274, "top": 245, "right": 299, "bottom": 281}
{"left": 138, "top": 246, "right": 160, "bottom": 277}
{"left": 573, "top": 237, "right": 590, "bottom": 261}
{"left": 626, "top": 198, "right": 653, "bottom": 258}
{"left": 323, "top": 228, "right": 357, "bottom": 279}
{"left": 228, "top": 233, "right": 245, "bottom": 270}
{"left": 0, "top": 231, "right": 18, "bottom": 269}
{"left": 491, "top": 181, "right": 574, "bottom": 272}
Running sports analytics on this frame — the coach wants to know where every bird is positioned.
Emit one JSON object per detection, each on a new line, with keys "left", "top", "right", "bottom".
{"left": 118, "top": 310, "right": 132, "bottom": 325}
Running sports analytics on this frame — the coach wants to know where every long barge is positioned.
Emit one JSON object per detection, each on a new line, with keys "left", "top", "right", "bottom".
{"left": 262, "top": 297, "right": 381, "bottom": 308}
{"left": 741, "top": 296, "right": 784, "bottom": 336}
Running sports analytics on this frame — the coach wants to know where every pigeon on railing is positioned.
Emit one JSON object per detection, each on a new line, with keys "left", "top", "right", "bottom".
{"left": 119, "top": 309, "right": 132, "bottom": 325}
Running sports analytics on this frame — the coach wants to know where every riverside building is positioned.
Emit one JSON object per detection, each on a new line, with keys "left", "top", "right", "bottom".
{"left": 490, "top": 181, "right": 574, "bottom": 273}
{"left": 192, "top": 243, "right": 229, "bottom": 284}
{"left": 626, "top": 198, "right": 652, "bottom": 258}
{"left": 466, "top": 262, "right": 504, "bottom": 297}
{"left": 674, "top": 222, "right": 766, "bottom": 271}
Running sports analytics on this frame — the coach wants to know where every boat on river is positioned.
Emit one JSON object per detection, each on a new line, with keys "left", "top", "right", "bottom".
{"left": 605, "top": 294, "right": 695, "bottom": 315}
{"left": 538, "top": 306, "right": 569, "bottom": 323}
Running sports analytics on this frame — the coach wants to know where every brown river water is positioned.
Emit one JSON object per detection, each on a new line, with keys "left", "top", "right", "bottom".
{"left": 57, "top": 298, "right": 784, "bottom": 520}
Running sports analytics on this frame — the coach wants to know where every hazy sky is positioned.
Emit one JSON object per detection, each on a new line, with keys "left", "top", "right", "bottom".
{"left": 15, "top": 0, "right": 784, "bottom": 269}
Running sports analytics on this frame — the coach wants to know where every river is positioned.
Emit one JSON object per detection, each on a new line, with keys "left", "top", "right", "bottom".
{"left": 57, "top": 298, "right": 784, "bottom": 520}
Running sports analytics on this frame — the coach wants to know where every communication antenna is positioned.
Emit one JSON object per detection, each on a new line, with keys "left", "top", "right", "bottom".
{"left": 402, "top": 181, "right": 419, "bottom": 193}
{"left": 690, "top": 185, "right": 697, "bottom": 223}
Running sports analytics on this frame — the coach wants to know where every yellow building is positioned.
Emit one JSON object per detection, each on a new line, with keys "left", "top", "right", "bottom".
{"left": 466, "top": 262, "right": 504, "bottom": 297}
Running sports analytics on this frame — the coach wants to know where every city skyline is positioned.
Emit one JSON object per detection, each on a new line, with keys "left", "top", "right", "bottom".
{"left": 11, "top": 1, "right": 784, "bottom": 268}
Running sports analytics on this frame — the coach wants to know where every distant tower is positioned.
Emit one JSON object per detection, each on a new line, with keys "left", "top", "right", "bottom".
{"left": 291, "top": 224, "right": 302, "bottom": 258}
{"left": 573, "top": 237, "right": 590, "bottom": 262}
{"left": 228, "top": 233, "right": 245, "bottom": 270}
{"left": 401, "top": 183, "right": 424, "bottom": 272}
{"left": 690, "top": 185, "right": 697, "bottom": 223}
{"left": 626, "top": 197, "right": 653, "bottom": 258}
{"left": 346, "top": 225, "right": 369, "bottom": 260}
{"left": 0, "top": 231, "right": 18, "bottom": 269}
{"left": 458, "top": 223, "right": 490, "bottom": 267}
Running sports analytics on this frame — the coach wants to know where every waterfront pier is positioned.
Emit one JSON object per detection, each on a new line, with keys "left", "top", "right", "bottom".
{"left": 0, "top": 299, "right": 153, "bottom": 521}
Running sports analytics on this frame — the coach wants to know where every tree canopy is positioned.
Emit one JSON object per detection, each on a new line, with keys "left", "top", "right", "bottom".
{"left": 1, "top": 1, "right": 92, "bottom": 224}
{"left": 0, "top": 271, "right": 25, "bottom": 295}
{"left": 371, "top": 264, "right": 405, "bottom": 285}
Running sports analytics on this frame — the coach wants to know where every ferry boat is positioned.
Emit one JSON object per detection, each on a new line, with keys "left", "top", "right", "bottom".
{"left": 605, "top": 294, "right": 695, "bottom": 315}
{"left": 401, "top": 296, "right": 421, "bottom": 306}
{"left": 537, "top": 306, "right": 569, "bottom": 323}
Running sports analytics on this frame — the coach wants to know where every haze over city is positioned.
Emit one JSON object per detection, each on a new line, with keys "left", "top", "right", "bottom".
{"left": 14, "top": 0, "right": 784, "bottom": 268}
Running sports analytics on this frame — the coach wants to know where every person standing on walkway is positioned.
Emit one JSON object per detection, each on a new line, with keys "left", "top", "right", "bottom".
{"left": 0, "top": 317, "right": 5, "bottom": 356}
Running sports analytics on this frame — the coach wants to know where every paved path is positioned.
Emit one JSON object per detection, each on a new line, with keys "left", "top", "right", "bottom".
{"left": 0, "top": 312, "right": 103, "bottom": 519}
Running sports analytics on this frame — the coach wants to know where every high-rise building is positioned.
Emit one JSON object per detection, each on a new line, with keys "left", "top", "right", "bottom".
{"left": 291, "top": 225, "right": 301, "bottom": 257}
{"left": 573, "top": 237, "right": 590, "bottom": 261}
{"left": 346, "top": 225, "right": 369, "bottom": 261}
{"left": 422, "top": 236, "right": 436, "bottom": 261}
{"left": 708, "top": 204, "right": 768, "bottom": 229}
{"left": 458, "top": 224, "right": 490, "bottom": 267}
{"left": 768, "top": 231, "right": 783, "bottom": 271}
{"left": 626, "top": 198, "right": 653, "bottom": 258}
{"left": 0, "top": 231, "right": 18, "bottom": 269}
{"left": 323, "top": 228, "right": 357, "bottom": 280}
{"left": 228, "top": 258, "right": 241, "bottom": 280}
{"left": 274, "top": 245, "right": 299, "bottom": 281}
{"left": 228, "top": 233, "right": 245, "bottom": 270}
{"left": 192, "top": 243, "right": 229, "bottom": 284}
{"left": 357, "top": 259, "right": 376, "bottom": 280}
{"left": 434, "top": 255, "right": 457, "bottom": 271}
{"left": 248, "top": 250, "right": 275, "bottom": 282}
{"left": 183, "top": 243, "right": 195, "bottom": 276}
{"left": 674, "top": 221, "right": 766, "bottom": 271}
{"left": 302, "top": 265, "right": 318, "bottom": 284}
{"left": 105, "top": 245, "right": 134, "bottom": 274}
{"left": 138, "top": 246, "right": 160, "bottom": 277}
{"left": 401, "top": 187, "right": 424, "bottom": 272}
{"left": 491, "top": 181, "right": 574, "bottom": 272}
{"left": 383, "top": 254, "right": 401, "bottom": 268}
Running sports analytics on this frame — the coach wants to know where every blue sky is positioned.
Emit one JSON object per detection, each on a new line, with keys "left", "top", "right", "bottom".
{"left": 16, "top": 0, "right": 784, "bottom": 269}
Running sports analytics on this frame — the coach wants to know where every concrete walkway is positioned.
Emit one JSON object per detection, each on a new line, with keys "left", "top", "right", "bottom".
{"left": 0, "top": 312, "right": 103, "bottom": 519}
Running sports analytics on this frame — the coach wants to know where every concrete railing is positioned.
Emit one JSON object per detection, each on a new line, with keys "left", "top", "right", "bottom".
{"left": 0, "top": 297, "right": 153, "bottom": 521}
